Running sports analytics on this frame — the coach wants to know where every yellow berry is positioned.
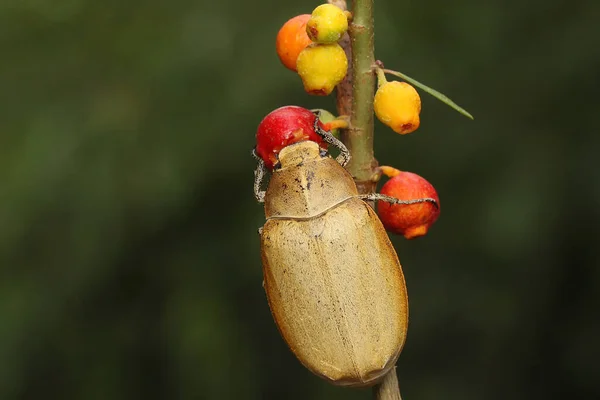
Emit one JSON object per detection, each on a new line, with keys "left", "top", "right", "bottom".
{"left": 374, "top": 81, "right": 421, "bottom": 134}
{"left": 296, "top": 43, "right": 348, "bottom": 96}
{"left": 306, "top": 4, "right": 349, "bottom": 43}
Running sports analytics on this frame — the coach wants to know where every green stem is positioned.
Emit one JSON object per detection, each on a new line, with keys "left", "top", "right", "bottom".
{"left": 376, "top": 67, "right": 388, "bottom": 88}
{"left": 343, "top": 0, "right": 377, "bottom": 193}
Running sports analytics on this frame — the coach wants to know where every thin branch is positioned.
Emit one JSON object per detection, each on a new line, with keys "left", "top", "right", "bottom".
{"left": 373, "top": 367, "right": 402, "bottom": 400}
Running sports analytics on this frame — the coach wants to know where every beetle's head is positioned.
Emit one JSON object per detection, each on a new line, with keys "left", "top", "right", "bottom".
{"left": 277, "top": 140, "right": 322, "bottom": 169}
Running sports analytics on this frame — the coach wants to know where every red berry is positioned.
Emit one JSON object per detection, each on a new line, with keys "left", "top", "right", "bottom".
{"left": 377, "top": 169, "right": 440, "bottom": 239}
{"left": 256, "top": 106, "right": 326, "bottom": 169}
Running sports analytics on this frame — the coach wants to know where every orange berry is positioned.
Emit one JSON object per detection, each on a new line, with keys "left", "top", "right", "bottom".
{"left": 276, "top": 14, "right": 313, "bottom": 72}
{"left": 377, "top": 169, "right": 440, "bottom": 239}
{"left": 374, "top": 81, "right": 421, "bottom": 134}
{"left": 296, "top": 43, "right": 348, "bottom": 96}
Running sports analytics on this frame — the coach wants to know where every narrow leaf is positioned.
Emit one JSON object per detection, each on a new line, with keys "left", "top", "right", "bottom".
{"left": 383, "top": 68, "right": 474, "bottom": 120}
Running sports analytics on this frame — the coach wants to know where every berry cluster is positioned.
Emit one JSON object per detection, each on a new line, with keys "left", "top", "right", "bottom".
{"left": 277, "top": 4, "right": 350, "bottom": 95}
{"left": 256, "top": 2, "right": 473, "bottom": 239}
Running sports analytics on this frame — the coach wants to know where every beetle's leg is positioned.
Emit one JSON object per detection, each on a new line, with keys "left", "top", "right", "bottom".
{"left": 360, "top": 193, "right": 439, "bottom": 208}
{"left": 312, "top": 111, "right": 351, "bottom": 167}
{"left": 252, "top": 148, "right": 266, "bottom": 203}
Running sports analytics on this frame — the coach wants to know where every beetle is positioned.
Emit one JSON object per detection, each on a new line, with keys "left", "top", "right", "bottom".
{"left": 253, "top": 115, "right": 437, "bottom": 387}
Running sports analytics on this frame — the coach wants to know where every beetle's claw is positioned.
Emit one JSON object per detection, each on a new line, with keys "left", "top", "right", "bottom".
{"left": 251, "top": 147, "right": 261, "bottom": 161}
{"left": 313, "top": 119, "right": 351, "bottom": 167}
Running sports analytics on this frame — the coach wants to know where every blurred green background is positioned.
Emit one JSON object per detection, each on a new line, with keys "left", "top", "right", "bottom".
{"left": 1, "top": 0, "right": 598, "bottom": 399}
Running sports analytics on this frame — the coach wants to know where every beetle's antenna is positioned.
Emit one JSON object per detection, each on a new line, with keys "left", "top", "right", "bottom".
{"left": 312, "top": 111, "right": 351, "bottom": 167}
{"left": 252, "top": 148, "right": 266, "bottom": 203}
{"left": 360, "top": 193, "right": 439, "bottom": 209}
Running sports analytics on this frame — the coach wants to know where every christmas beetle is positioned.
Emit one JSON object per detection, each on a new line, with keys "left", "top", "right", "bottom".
{"left": 253, "top": 114, "right": 436, "bottom": 386}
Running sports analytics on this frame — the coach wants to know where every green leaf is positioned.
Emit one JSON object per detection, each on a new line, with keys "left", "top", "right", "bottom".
{"left": 383, "top": 69, "right": 474, "bottom": 120}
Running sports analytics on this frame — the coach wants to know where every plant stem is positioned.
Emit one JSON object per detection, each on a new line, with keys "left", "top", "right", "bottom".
{"left": 373, "top": 367, "right": 402, "bottom": 400}
{"left": 345, "top": 0, "right": 378, "bottom": 194}
{"left": 332, "top": 1, "right": 404, "bottom": 399}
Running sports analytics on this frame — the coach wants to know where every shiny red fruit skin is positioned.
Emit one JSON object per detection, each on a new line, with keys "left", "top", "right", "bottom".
{"left": 377, "top": 172, "right": 440, "bottom": 239}
{"left": 256, "top": 106, "right": 326, "bottom": 169}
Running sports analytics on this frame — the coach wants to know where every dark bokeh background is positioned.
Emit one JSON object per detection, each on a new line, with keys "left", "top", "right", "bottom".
{"left": 1, "top": 0, "right": 599, "bottom": 399}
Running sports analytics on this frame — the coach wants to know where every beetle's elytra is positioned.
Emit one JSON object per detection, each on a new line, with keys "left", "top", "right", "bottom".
{"left": 256, "top": 140, "right": 408, "bottom": 387}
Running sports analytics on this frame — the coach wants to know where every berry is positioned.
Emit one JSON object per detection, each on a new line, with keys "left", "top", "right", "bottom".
{"left": 374, "top": 81, "right": 421, "bottom": 134}
{"left": 276, "top": 14, "right": 313, "bottom": 72}
{"left": 256, "top": 106, "right": 326, "bottom": 170}
{"left": 296, "top": 43, "right": 348, "bottom": 96}
{"left": 306, "top": 4, "right": 349, "bottom": 43}
{"left": 377, "top": 167, "right": 440, "bottom": 239}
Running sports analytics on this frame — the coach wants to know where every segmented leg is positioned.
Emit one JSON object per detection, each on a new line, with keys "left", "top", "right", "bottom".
{"left": 252, "top": 148, "right": 266, "bottom": 203}
{"left": 312, "top": 111, "right": 351, "bottom": 167}
{"left": 359, "top": 193, "right": 439, "bottom": 208}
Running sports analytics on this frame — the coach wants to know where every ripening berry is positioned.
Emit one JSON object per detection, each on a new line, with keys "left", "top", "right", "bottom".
{"left": 276, "top": 14, "right": 313, "bottom": 72}
{"left": 256, "top": 106, "right": 326, "bottom": 170}
{"left": 374, "top": 81, "right": 421, "bottom": 134}
{"left": 296, "top": 43, "right": 348, "bottom": 96}
{"left": 312, "top": 108, "right": 347, "bottom": 138}
{"left": 313, "top": 108, "right": 337, "bottom": 126}
{"left": 377, "top": 167, "right": 440, "bottom": 239}
{"left": 306, "top": 4, "right": 349, "bottom": 43}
